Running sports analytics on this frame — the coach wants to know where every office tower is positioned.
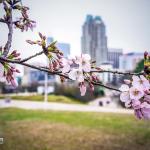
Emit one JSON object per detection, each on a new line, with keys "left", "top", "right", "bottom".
{"left": 108, "top": 48, "right": 123, "bottom": 69}
{"left": 81, "top": 15, "right": 108, "bottom": 66}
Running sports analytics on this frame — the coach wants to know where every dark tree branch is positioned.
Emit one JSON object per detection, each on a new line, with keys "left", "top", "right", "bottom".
{"left": 91, "top": 81, "right": 121, "bottom": 92}
{"left": 3, "top": 8, "right": 13, "bottom": 57}
{"left": 0, "top": 56, "right": 121, "bottom": 91}
{"left": 0, "top": 18, "right": 7, "bottom": 23}
{"left": 0, "top": 57, "right": 67, "bottom": 78}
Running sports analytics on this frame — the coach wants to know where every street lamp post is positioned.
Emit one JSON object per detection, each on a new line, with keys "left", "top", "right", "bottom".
{"left": 44, "top": 72, "right": 48, "bottom": 102}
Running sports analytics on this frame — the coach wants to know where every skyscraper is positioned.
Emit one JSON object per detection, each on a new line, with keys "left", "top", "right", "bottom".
{"left": 81, "top": 15, "right": 108, "bottom": 66}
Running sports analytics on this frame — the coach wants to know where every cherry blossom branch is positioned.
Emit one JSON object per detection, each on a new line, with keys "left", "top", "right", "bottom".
{"left": 21, "top": 52, "right": 143, "bottom": 77}
{"left": 3, "top": 4, "right": 13, "bottom": 57}
{"left": 0, "top": 56, "right": 121, "bottom": 91}
{"left": 90, "top": 69, "right": 144, "bottom": 76}
{"left": 0, "top": 56, "right": 69, "bottom": 80}
{"left": 0, "top": 57, "right": 59, "bottom": 74}
{"left": 0, "top": 1, "right": 150, "bottom": 120}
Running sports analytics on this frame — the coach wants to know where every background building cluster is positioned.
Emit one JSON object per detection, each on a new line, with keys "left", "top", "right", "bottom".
{"left": 11, "top": 14, "right": 144, "bottom": 91}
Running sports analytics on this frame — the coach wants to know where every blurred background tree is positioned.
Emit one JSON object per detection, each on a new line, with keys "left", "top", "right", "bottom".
{"left": 134, "top": 59, "right": 144, "bottom": 73}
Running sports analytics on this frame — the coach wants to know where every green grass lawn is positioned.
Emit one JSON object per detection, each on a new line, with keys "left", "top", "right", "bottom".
{"left": 0, "top": 108, "right": 150, "bottom": 150}
{"left": 0, "top": 94, "right": 83, "bottom": 104}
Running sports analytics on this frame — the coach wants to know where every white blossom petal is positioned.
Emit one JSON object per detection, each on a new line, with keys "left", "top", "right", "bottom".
{"left": 68, "top": 70, "right": 77, "bottom": 80}
{"left": 125, "top": 100, "right": 132, "bottom": 108}
{"left": 132, "top": 75, "right": 140, "bottom": 81}
{"left": 120, "top": 92, "right": 130, "bottom": 102}
{"left": 82, "top": 54, "right": 91, "bottom": 61}
{"left": 119, "top": 84, "right": 129, "bottom": 92}
{"left": 61, "top": 58, "right": 71, "bottom": 73}
{"left": 62, "top": 65, "right": 70, "bottom": 73}
{"left": 77, "top": 73, "right": 84, "bottom": 82}
{"left": 82, "top": 63, "right": 91, "bottom": 72}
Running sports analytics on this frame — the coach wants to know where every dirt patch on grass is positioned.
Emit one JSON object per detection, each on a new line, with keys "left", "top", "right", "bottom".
{"left": 1, "top": 120, "right": 150, "bottom": 150}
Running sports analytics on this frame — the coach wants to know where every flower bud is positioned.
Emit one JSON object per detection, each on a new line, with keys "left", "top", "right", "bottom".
{"left": 15, "top": 69, "right": 20, "bottom": 73}
{"left": 144, "top": 51, "right": 148, "bottom": 59}
{"left": 38, "top": 32, "right": 43, "bottom": 39}
{"left": 26, "top": 40, "right": 35, "bottom": 45}
{"left": 89, "top": 83, "right": 94, "bottom": 91}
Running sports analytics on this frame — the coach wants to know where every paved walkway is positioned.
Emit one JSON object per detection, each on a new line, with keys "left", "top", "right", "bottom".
{"left": 0, "top": 99, "right": 133, "bottom": 114}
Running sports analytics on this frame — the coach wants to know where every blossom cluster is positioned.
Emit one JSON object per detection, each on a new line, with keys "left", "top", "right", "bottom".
{"left": 60, "top": 54, "right": 99, "bottom": 96}
{"left": 119, "top": 75, "right": 150, "bottom": 119}
{"left": 27, "top": 33, "right": 100, "bottom": 96}
{"left": 0, "top": 48, "right": 20, "bottom": 87}
{"left": 1, "top": 0, "right": 36, "bottom": 32}
{"left": 14, "top": 6, "right": 36, "bottom": 32}
{"left": 1, "top": 1, "right": 150, "bottom": 121}
{"left": 26, "top": 32, "right": 64, "bottom": 72}
{"left": 1, "top": 31, "right": 150, "bottom": 120}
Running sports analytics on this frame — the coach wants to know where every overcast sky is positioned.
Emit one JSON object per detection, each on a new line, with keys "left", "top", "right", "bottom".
{"left": 0, "top": 0, "right": 150, "bottom": 62}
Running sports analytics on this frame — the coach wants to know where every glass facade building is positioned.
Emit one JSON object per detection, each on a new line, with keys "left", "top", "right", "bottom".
{"left": 81, "top": 15, "right": 108, "bottom": 66}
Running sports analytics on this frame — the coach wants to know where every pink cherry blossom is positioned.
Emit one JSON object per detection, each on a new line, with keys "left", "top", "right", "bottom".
{"left": 10, "top": 78, "right": 18, "bottom": 87}
{"left": 133, "top": 101, "right": 150, "bottom": 120}
{"left": 132, "top": 100, "right": 143, "bottom": 119}
{"left": 2, "top": 65, "right": 20, "bottom": 87}
{"left": 120, "top": 75, "right": 150, "bottom": 119}
{"left": 68, "top": 69, "right": 84, "bottom": 82}
{"left": 132, "top": 99, "right": 141, "bottom": 109}
{"left": 79, "top": 83, "right": 87, "bottom": 96}
{"left": 60, "top": 58, "right": 72, "bottom": 73}
{"left": 75, "top": 54, "right": 91, "bottom": 72}
{"left": 141, "top": 107, "right": 150, "bottom": 119}
{"left": 119, "top": 84, "right": 131, "bottom": 107}
{"left": 132, "top": 75, "right": 150, "bottom": 91}
{"left": 134, "top": 109, "right": 143, "bottom": 119}
{"left": 89, "top": 83, "right": 94, "bottom": 92}
{"left": 129, "top": 86, "right": 144, "bottom": 100}
{"left": 144, "top": 94, "right": 150, "bottom": 103}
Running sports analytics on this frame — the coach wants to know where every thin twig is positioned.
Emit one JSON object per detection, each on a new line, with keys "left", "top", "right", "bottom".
{"left": 85, "top": 78, "right": 121, "bottom": 92}
{"left": 90, "top": 69, "right": 144, "bottom": 76}
{"left": 20, "top": 50, "right": 44, "bottom": 63}
{"left": 91, "top": 81, "right": 121, "bottom": 92}
{"left": 0, "top": 18, "right": 7, "bottom": 23}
